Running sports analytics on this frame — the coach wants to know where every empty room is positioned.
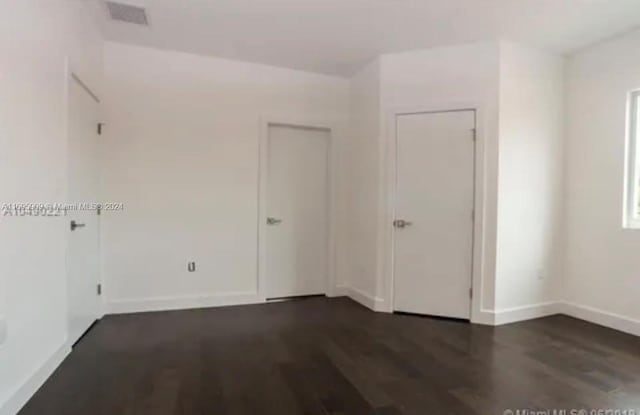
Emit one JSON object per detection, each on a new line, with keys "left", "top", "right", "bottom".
{"left": 2, "top": 0, "right": 640, "bottom": 414}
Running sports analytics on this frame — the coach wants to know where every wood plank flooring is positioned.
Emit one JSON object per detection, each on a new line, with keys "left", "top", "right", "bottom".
{"left": 19, "top": 297, "right": 640, "bottom": 414}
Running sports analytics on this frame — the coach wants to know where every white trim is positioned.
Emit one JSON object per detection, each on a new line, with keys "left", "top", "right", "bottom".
{"left": 330, "top": 285, "right": 349, "bottom": 297}
{"left": 624, "top": 89, "right": 640, "bottom": 229}
{"left": 258, "top": 116, "right": 340, "bottom": 300}
{"left": 105, "top": 292, "right": 263, "bottom": 314}
{"left": 379, "top": 103, "right": 487, "bottom": 323}
{"left": 472, "top": 309, "right": 498, "bottom": 326}
{"left": 0, "top": 343, "right": 71, "bottom": 415}
{"left": 493, "top": 302, "right": 560, "bottom": 325}
{"left": 473, "top": 302, "right": 560, "bottom": 326}
{"left": 470, "top": 301, "right": 640, "bottom": 334}
{"left": 558, "top": 302, "right": 640, "bottom": 338}
{"left": 626, "top": 218, "right": 640, "bottom": 229}
{"left": 64, "top": 58, "right": 105, "bottom": 335}
{"left": 347, "top": 287, "right": 386, "bottom": 311}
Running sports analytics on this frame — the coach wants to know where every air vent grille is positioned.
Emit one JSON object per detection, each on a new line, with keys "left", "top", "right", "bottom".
{"left": 106, "top": 2, "right": 148, "bottom": 26}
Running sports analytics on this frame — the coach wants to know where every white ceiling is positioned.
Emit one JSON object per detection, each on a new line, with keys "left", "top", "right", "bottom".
{"left": 94, "top": 0, "right": 640, "bottom": 76}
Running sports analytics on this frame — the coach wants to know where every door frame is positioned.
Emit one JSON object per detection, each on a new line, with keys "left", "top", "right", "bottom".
{"left": 257, "top": 117, "right": 338, "bottom": 301}
{"left": 64, "top": 59, "right": 104, "bottom": 346}
{"left": 380, "top": 103, "right": 486, "bottom": 321}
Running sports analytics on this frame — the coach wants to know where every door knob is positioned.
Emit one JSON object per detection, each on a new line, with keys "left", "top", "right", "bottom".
{"left": 267, "top": 217, "right": 283, "bottom": 225}
{"left": 70, "top": 220, "right": 86, "bottom": 231}
{"left": 393, "top": 219, "right": 412, "bottom": 229}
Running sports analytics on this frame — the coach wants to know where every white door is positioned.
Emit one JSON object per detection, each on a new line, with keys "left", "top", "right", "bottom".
{"left": 265, "top": 125, "right": 329, "bottom": 299}
{"left": 66, "top": 75, "right": 101, "bottom": 345}
{"left": 393, "top": 110, "right": 475, "bottom": 319}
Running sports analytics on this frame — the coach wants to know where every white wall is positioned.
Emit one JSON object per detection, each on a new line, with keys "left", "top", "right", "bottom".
{"left": 0, "top": 1, "right": 102, "bottom": 414}
{"left": 378, "top": 42, "right": 501, "bottom": 319}
{"left": 494, "top": 42, "right": 564, "bottom": 316}
{"left": 346, "top": 59, "right": 382, "bottom": 303}
{"left": 564, "top": 29, "right": 640, "bottom": 333}
{"left": 344, "top": 41, "right": 567, "bottom": 325}
{"left": 101, "top": 42, "right": 350, "bottom": 312}
{"left": 1, "top": 3, "right": 637, "bottom": 412}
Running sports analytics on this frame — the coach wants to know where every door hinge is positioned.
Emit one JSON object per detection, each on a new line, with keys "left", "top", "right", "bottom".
{"left": 97, "top": 284, "right": 102, "bottom": 296}
{"left": 471, "top": 128, "right": 477, "bottom": 141}
{"left": 469, "top": 287, "right": 473, "bottom": 299}
{"left": 97, "top": 123, "right": 104, "bottom": 135}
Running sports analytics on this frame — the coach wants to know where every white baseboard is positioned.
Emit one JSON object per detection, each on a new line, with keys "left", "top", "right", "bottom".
{"left": 470, "top": 302, "right": 560, "bottom": 326}
{"left": 347, "top": 286, "right": 385, "bottom": 311}
{"left": 0, "top": 343, "right": 70, "bottom": 415}
{"left": 105, "top": 292, "right": 264, "bottom": 314}
{"left": 558, "top": 302, "right": 640, "bottom": 337}
{"left": 472, "top": 301, "right": 640, "bottom": 336}
{"left": 471, "top": 309, "right": 498, "bottom": 325}
{"left": 330, "top": 285, "right": 349, "bottom": 297}
{"left": 492, "top": 302, "right": 561, "bottom": 325}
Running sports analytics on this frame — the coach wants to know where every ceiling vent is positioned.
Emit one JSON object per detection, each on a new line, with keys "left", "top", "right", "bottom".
{"left": 105, "top": 2, "right": 148, "bottom": 26}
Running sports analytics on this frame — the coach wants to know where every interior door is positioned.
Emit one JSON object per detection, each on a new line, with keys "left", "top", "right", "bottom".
{"left": 393, "top": 110, "right": 475, "bottom": 319}
{"left": 66, "top": 75, "right": 100, "bottom": 346}
{"left": 265, "top": 125, "right": 329, "bottom": 299}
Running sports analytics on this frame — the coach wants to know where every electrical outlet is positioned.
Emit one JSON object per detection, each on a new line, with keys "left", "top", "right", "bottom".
{"left": 0, "top": 316, "right": 7, "bottom": 346}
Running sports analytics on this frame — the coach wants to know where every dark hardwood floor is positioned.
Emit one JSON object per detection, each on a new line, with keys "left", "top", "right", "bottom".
{"left": 20, "top": 297, "right": 640, "bottom": 415}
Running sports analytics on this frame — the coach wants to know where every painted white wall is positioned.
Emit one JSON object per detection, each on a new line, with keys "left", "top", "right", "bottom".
{"left": 494, "top": 42, "right": 565, "bottom": 313}
{"left": 344, "top": 41, "right": 566, "bottom": 325}
{"left": 101, "top": 42, "right": 350, "bottom": 312}
{"left": 564, "top": 29, "right": 640, "bottom": 328}
{"left": 377, "top": 42, "right": 501, "bottom": 318}
{"left": 346, "top": 59, "right": 382, "bottom": 303}
{"left": 0, "top": 1, "right": 102, "bottom": 414}
{"left": 0, "top": 3, "right": 638, "bottom": 412}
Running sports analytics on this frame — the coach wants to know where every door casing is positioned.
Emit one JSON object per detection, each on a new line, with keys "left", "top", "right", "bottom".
{"left": 380, "top": 103, "right": 488, "bottom": 323}
{"left": 257, "top": 117, "right": 339, "bottom": 301}
{"left": 64, "top": 62, "right": 103, "bottom": 346}
{"left": 391, "top": 109, "right": 475, "bottom": 318}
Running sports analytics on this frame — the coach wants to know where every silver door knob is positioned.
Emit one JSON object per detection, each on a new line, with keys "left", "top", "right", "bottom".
{"left": 70, "top": 220, "right": 86, "bottom": 231}
{"left": 267, "top": 217, "right": 283, "bottom": 225}
{"left": 393, "top": 219, "right": 412, "bottom": 229}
